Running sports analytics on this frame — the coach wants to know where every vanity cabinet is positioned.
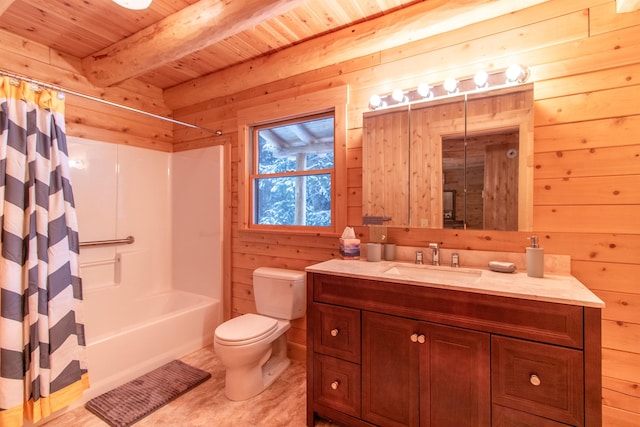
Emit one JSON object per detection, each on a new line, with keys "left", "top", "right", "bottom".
{"left": 306, "top": 272, "right": 602, "bottom": 427}
{"left": 362, "top": 311, "right": 490, "bottom": 427}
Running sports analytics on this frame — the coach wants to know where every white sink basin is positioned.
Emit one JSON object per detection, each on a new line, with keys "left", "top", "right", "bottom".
{"left": 382, "top": 264, "right": 482, "bottom": 286}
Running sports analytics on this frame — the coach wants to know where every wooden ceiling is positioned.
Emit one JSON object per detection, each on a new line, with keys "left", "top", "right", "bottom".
{"left": 0, "top": 0, "right": 422, "bottom": 89}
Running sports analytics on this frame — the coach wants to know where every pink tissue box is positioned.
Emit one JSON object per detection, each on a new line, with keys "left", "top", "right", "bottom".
{"left": 339, "top": 238, "right": 360, "bottom": 260}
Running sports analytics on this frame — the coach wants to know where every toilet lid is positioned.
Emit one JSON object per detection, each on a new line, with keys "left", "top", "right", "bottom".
{"left": 215, "top": 313, "right": 278, "bottom": 344}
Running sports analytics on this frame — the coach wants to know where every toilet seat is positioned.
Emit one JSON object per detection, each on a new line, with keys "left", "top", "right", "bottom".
{"left": 215, "top": 313, "right": 279, "bottom": 346}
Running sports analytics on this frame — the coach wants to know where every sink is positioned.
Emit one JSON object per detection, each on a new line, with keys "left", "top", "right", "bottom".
{"left": 382, "top": 264, "right": 482, "bottom": 286}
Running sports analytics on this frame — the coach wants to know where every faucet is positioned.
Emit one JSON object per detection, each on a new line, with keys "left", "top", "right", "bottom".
{"left": 429, "top": 243, "right": 440, "bottom": 266}
{"left": 415, "top": 251, "right": 424, "bottom": 265}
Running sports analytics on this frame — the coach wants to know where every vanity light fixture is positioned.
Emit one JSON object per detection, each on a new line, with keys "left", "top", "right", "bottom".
{"left": 368, "top": 65, "right": 530, "bottom": 110}
{"left": 112, "top": 0, "right": 152, "bottom": 10}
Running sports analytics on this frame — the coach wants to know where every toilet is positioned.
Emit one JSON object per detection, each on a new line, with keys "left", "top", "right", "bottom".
{"left": 214, "top": 267, "right": 306, "bottom": 401}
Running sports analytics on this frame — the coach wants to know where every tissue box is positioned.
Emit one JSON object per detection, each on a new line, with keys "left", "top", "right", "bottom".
{"left": 339, "top": 238, "right": 360, "bottom": 260}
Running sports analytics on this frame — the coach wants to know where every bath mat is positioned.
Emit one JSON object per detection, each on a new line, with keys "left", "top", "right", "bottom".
{"left": 85, "top": 359, "right": 211, "bottom": 427}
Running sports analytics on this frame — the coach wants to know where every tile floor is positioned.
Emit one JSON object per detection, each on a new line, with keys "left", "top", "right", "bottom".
{"left": 41, "top": 346, "right": 337, "bottom": 427}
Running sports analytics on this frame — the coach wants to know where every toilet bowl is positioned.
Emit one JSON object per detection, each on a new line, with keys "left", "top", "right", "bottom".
{"left": 214, "top": 267, "right": 306, "bottom": 401}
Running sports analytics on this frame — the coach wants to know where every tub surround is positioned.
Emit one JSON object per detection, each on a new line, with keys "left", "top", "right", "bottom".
{"left": 306, "top": 254, "right": 603, "bottom": 426}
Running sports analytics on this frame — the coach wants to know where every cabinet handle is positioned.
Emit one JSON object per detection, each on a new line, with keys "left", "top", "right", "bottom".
{"left": 410, "top": 333, "right": 418, "bottom": 343}
{"left": 417, "top": 334, "right": 426, "bottom": 344}
{"left": 330, "top": 328, "right": 339, "bottom": 337}
{"left": 529, "top": 374, "right": 541, "bottom": 386}
{"left": 331, "top": 380, "right": 340, "bottom": 390}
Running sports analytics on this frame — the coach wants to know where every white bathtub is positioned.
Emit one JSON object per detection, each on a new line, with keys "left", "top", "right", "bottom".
{"left": 80, "top": 289, "right": 219, "bottom": 403}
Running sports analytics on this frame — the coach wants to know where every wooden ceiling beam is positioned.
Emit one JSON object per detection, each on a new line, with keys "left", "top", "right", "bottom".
{"left": 82, "top": 0, "right": 307, "bottom": 87}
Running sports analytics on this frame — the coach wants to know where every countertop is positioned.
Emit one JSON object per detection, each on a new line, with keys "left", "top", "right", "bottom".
{"left": 306, "top": 258, "right": 605, "bottom": 308}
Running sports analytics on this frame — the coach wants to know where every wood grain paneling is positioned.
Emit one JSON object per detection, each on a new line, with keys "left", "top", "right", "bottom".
{"left": 168, "top": 1, "right": 639, "bottom": 425}
{"left": 4, "top": 0, "right": 638, "bottom": 424}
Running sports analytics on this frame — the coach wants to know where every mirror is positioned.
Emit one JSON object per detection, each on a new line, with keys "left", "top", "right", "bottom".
{"left": 363, "top": 84, "right": 533, "bottom": 230}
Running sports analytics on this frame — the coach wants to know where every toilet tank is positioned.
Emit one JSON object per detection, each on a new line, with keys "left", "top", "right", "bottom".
{"left": 253, "top": 267, "right": 306, "bottom": 320}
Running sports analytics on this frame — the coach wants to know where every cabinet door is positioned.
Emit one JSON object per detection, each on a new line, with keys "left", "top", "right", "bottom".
{"left": 422, "top": 323, "right": 491, "bottom": 427}
{"left": 362, "top": 311, "right": 420, "bottom": 427}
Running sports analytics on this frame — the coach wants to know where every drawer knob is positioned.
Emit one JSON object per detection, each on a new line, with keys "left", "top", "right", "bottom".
{"left": 331, "top": 380, "right": 340, "bottom": 390}
{"left": 530, "top": 374, "right": 541, "bottom": 386}
{"left": 410, "top": 333, "right": 418, "bottom": 343}
{"left": 330, "top": 328, "right": 339, "bottom": 337}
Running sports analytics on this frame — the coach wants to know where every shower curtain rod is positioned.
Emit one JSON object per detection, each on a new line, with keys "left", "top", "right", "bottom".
{"left": 0, "top": 69, "right": 221, "bottom": 135}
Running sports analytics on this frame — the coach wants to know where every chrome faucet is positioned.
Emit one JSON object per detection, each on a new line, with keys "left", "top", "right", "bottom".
{"left": 429, "top": 243, "right": 440, "bottom": 266}
{"left": 415, "top": 251, "right": 424, "bottom": 265}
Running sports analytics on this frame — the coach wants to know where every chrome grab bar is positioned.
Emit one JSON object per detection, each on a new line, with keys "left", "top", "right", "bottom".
{"left": 79, "top": 236, "right": 135, "bottom": 248}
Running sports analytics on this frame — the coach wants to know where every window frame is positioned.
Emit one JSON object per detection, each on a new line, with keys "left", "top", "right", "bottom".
{"left": 238, "top": 86, "right": 348, "bottom": 235}
{"left": 250, "top": 111, "right": 335, "bottom": 231}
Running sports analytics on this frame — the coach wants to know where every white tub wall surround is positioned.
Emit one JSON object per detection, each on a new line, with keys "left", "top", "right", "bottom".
{"left": 65, "top": 137, "right": 223, "bottom": 408}
{"left": 214, "top": 267, "right": 307, "bottom": 401}
{"left": 171, "top": 146, "right": 224, "bottom": 301}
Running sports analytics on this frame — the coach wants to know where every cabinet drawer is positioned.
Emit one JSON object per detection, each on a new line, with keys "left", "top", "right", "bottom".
{"left": 493, "top": 405, "right": 574, "bottom": 427}
{"left": 313, "top": 354, "right": 361, "bottom": 418}
{"left": 313, "top": 303, "right": 361, "bottom": 363}
{"left": 492, "top": 336, "right": 584, "bottom": 426}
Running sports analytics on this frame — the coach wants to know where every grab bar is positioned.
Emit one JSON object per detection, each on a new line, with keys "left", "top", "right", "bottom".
{"left": 79, "top": 236, "right": 135, "bottom": 248}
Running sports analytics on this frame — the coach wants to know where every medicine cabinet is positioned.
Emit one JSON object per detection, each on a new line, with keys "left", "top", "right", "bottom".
{"left": 362, "top": 84, "right": 533, "bottom": 230}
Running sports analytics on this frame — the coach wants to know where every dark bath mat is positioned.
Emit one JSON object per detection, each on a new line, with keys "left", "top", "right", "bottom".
{"left": 85, "top": 359, "right": 211, "bottom": 427}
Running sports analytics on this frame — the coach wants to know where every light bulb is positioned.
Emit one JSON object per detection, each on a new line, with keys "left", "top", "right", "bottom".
{"left": 369, "top": 94, "right": 382, "bottom": 109}
{"left": 417, "top": 83, "right": 433, "bottom": 98}
{"left": 392, "top": 89, "right": 405, "bottom": 103}
{"left": 474, "top": 70, "right": 489, "bottom": 88}
{"left": 506, "top": 64, "right": 529, "bottom": 83}
{"left": 443, "top": 78, "right": 458, "bottom": 94}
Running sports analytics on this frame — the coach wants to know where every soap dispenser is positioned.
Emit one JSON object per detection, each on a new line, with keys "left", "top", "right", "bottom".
{"left": 526, "top": 235, "right": 544, "bottom": 278}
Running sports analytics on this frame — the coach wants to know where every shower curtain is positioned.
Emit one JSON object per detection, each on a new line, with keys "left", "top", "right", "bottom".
{"left": 0, "top": 76, "right": 88, "bottom": 426}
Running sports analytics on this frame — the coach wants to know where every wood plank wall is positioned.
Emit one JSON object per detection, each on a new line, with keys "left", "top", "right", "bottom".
{"left": 0, "top": 29, "right": 174, "bottom": 152}
{"left": 171, "top": 2, "right": 640, "bottom": 425}
{"left": 2, "top": 1, "right": 637, "bottom": 425}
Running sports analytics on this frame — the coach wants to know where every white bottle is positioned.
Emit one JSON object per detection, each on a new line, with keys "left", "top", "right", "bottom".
{"left": 526, "top": 235, "right": 544, "bottom": 278}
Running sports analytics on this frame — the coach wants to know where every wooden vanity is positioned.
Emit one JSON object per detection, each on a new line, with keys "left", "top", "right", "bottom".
{"left": 306, "top": 259, "right": 604, "bottom": 427}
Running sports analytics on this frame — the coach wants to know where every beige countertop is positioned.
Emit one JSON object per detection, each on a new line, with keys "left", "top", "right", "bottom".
{"left": 306, "top": 258, "right": 604, "bottom": 308}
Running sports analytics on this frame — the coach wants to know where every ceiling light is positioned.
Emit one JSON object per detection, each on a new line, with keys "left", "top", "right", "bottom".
{"left": 112, "top": 0, "right": 152, "bottom": 10}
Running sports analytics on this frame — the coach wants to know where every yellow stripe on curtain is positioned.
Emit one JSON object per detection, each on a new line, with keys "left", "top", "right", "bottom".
{"left": 0, "top": 374, "right": 89, "bottom": 427}
{"left": 0, "top": 75, "right": 65, "bottom": 114}
{"left": 26, "top": 374, "right": 91, "bottom": 424}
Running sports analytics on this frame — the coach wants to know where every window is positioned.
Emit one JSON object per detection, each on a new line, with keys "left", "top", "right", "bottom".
{"left": 238, "top": 86, "right": 348, "bottom": 235}
{"left": 251, "top": 113, "right": 334, "bottom": 228}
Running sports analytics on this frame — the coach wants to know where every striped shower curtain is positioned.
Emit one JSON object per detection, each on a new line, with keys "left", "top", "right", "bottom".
{"left": 0, "top": 76, "right": 89, "bottom": 426}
